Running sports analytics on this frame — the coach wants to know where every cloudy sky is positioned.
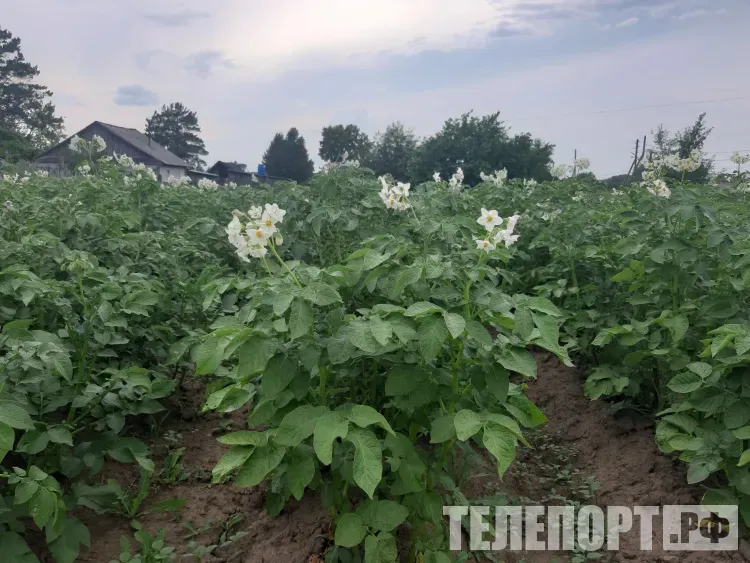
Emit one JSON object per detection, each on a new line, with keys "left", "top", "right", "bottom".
{"left": 5, "top": 0, "right": 750, "bottom": 176}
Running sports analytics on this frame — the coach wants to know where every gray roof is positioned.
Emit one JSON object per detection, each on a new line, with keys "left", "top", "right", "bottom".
{"left": 97, "top": 122, "right": 189, "bottom": 167}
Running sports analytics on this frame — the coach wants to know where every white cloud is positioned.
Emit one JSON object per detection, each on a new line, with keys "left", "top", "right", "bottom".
{"left": 615, "top": 17, "right": 639, "bottom": 28}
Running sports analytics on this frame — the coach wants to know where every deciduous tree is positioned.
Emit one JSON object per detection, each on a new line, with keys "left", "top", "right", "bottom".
{"left": 319, "top": 124, "right": 371, "bottom": 163}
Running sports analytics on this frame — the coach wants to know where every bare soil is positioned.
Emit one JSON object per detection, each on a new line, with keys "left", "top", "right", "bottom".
{"left": 505, "top": 352, "right": 745, "bottom": 563}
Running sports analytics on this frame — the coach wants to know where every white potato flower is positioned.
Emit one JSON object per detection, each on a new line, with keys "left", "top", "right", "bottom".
{"left": 91, "top": 135, "right": 107, "bottom": 153}
{"left": 477, "top": 208, "right": 503, "bottom": 231}
{"left": 248, "top": 206, "right": 263, "bottom": 220}
{"left": 3, "top": 201, "right": 13, "bottom": 211}
{"left": 263, "top": 203, "right": 286, "bottom": 224}
{"left": 644, "top": 178, "right": 671, "bottom": 198}
{"left": 574, "top": 157, "right": 590, "bottom": 171}
{"left": 198, "top": 178, "right": 219, "bottom": 190}
{"left": 433, "top": 172, "right": 441, "bottom": 182}
{"left": 730, "top": 152, "right": 750, "bottom": 166}
{"left": 69, "top": 135, "right": 84, "bottom": 153}
{"left": 523, "top": 179, "right": 538, "bottom": 191}
{"left": 550, "top": 164, "right": 569, "bottom": 180}
{"left": 475, "top": 239, "right": 496, "bottom": 252}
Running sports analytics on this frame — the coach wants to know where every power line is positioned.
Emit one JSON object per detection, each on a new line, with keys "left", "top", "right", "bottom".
{"left": 504, "top": 95, "right": 750, "bottom": 123}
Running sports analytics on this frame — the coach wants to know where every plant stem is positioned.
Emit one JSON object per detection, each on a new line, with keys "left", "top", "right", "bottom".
{"left": 268, "top": 244, "right": 301, "bottom": 287}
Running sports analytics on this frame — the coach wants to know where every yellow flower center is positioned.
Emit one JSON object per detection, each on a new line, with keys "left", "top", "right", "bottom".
{"left": 255, "top": 231, "right": 263, "bottom": 238}
{"left": 265, "top": 219, "right": 272, "bottom": 227}
{"left": 389, "top": 199, "right": 395, "bottom": 204}
{"left": 483, "top": 241, "right": 489, "bottom": 247}
{"left": 486, "top": 216, "right": 493, "bottom": 222}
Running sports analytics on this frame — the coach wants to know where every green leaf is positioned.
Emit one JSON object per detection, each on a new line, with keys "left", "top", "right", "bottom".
{"left": 48, "top": 517, "right": 90, "bottom": 563}
{"left": 482, "top": 423, "right": 517, "bottom": 479}
{"left": 360, "top": 500, "right": 409, "bottom": 533}
{"left": 0, "top": 403, "right": 34, "bottom": 430}
{"left": 273, "top": 290, "right": 295, "bottom": 316}
{"left": 0, "top": 422, "right": 14, "bottom": 463}
{"left": 212, "top": 446, "right": 255, "bottom": 482}
{"left": 430, "top": 415, "right": 456, "bottom": 443}
{"left": 454, "top": 410, "right": 482, "bottom": 441}
{"left": 14, "top": 479, "right": 39, "bottom": 504}
{"left": 733, "top": 427, "right": 750, "bottom": 440}
{"left": 417, "top": 315, "right": 448, "bottom": 362}
{"left": 346, "top": 427, "right": 382, "bottom": 499}
{"left": 238, "top": 337, "right": 275, "bottom": 378}
{"left": 465, "top": 319, "right": 492, "bottom": 348}
{"left": 687, "top": 362, "right": 712, "bottom": 378}
{"left": 16, "top": 430, "right": 49, "bottom": 455}
{"left": 384, "top": 365, "right": 423, "bottom": 396}
{"left": 350, "top": 320, "right": 384, "bottom": 353}
{"left": 497, "top": 348, "right": 537, "bottom": 379}
{"left": 369, "top": 316, "right": 393, "bottom": 346}
{"left": 739, "top": 450, "right": 750, "bottom": 467}
{"left": 235, "top": 443, "right": 287, "bottom": 488}
{"left": 302, "top": 283, "right": 342, "bottom": 306}
{"left": 261, "top": 354, "right": 298, "bottom": 399}
{"left": 514, "top": 307, "right": 534, "bottom": 340}
{"left": 405, "top": 302, "right": 444, "bottom": 318}
{"left": 286, "top": 454, "right": 315, "bottom": 500}
{"left": 525, "top": 297, "right": 562, "bottom": 317}
{"left": 217, "top": 431, "right": 269, "bottom": 447}
{"left": 736, "top": 335, "right": 750, "bottom": 356}
{"left": 486, "top": 365, "right": 509, "bottom": 404}
{"left": 335, "top": 513, "right": 367, "bottom": 548}
{"left": 725, "top": 402, "right": 750, "bottom": 430}
{"left": 663, "top": 315, "right": 689, "bottom": 343}
{"left": 687, "top": 463, "right": 711, "bottom": 484}
{"left": 667, "top": 372, "right": 703, "bottom": 394}
{"left": 442, "top": 312, "right": 466, "bottom": 339}
{"left": 314, "top": 412, "right": 349, "bottom": 465}
{"left": 289, "top": 298, "right": 314, "bottom": 341}
{"left": 531, "top": 312, "right": 559, "bottom": 345}
{"left": 0, "top": 532, "right": 39, "bottom": 563}
{"left": 348, "top": 405, "right": 395, "bottom": 436}
{"left": 194, "top": 335, "right": 225, "bottom": 376}
{"left": 29, "top": 487, "right": 56, "bottom": 529}
{"left": 275, "top": 405, "right": 329, "bottom": 447}
{"left": 364, "top": 533, "right": 398, "bottom": 563}
{"left": 47, "top": 427, "right": 73, "bottom": 447}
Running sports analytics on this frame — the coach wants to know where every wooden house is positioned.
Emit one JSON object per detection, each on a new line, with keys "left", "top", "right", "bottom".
{"left": 34, "top": 121, "right": 189, "bottom": 181}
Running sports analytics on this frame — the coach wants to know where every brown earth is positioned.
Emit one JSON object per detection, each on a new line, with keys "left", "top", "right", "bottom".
{"left": 507, "top": 352, "right": 746, "bottom": 563}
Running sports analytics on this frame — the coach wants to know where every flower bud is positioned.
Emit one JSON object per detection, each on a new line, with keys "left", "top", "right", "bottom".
{"left": 274, "top": 235, "right": 283, "bottom": 246}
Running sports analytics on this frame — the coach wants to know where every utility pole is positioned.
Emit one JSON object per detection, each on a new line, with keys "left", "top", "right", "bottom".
{"left": 626, "top": 136, "right": 647, "bottom": 180}
{"left": 573, "top": 149, "right": 577, "bottom": 177}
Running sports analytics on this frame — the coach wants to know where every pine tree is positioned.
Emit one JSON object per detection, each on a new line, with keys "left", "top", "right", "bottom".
{"left": 262, "top": 128, "right": 314, "bottom": 182}
{"left": 145, "top": 102, "right": 208, "bottom": 169}
{"left": 0, "top": 26, "right": 64, "bottom": 161}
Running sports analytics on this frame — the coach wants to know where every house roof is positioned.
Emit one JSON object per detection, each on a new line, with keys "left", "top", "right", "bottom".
{"left": 96, "top": 122, "right": 189, "bottom": 167}
{"left": 35, "top": 121, "right": 189, "bottom": 168}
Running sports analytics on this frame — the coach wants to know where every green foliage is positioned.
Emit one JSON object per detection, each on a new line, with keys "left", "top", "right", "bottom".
{"left": 263, "top": 128, "right": 315, "bottom": 183}
{"left": 319, "top": 124, "right": 372, "bottom": 163}
{"left": 365, "top": 122, "right": 418, "bottom": 182}
{"left": 410, "top": 111, "right": 554, "bottom": 185}
{"left": 144, "top": 102, "right": 208, "bottom": 170}
{"left": 0, "top": 26, "right": 64, "bottom": 159}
